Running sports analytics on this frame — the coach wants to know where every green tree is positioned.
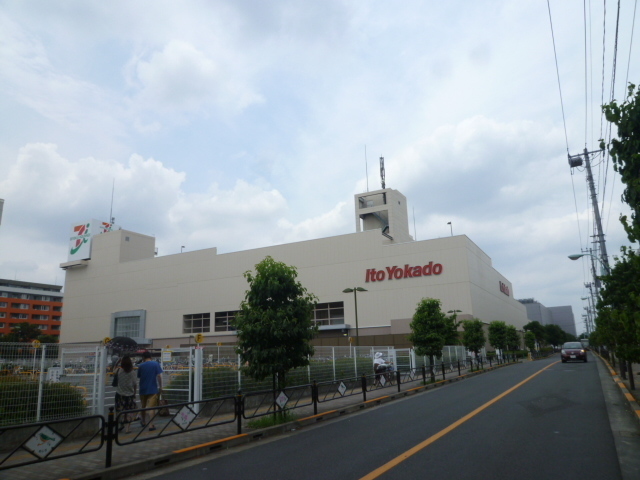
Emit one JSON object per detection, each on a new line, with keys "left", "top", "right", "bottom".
{"left": 488, "top": 321, "right": 508, "bottom": 356}
{"left": 543, "top": 324, "right": 567, "bottom": 347}
{"left": 462, "top": 319, "right": 486, "bottom": 360}
{"left": 10, "top": 323, "right": 42, "bottom": 342}
{"left": 596, "top": 248, "right": 640, "bottom": 368}
{"left": 601, "top": 83, "right": 640, "bottom": 242}
{"left": 523, "top": 321, "right": 545, "bottom": 348}
{"left": 38, "top": 335, "right": 59, "bottom": 344}
{"left": 505, "top": 325, "right": 520, "bottom": 351}
{"left": 408, "top": 298, "right": 455, "bottom": 381}
{"left": 233, "top": 256, "right": 318, "bottom": 392}
{"left": 524, "top": 331, "right": 536, "bottom": 351}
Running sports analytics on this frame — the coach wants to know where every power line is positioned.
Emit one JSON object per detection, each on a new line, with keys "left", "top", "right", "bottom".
{"left": 584, "top": 0, "right": 589, "bottom": 146}
{"left": 624, "top": 0, "right": 638, "bottom": 89}
{"left": 547, "top": 0, "right": 570, "bottom": 153}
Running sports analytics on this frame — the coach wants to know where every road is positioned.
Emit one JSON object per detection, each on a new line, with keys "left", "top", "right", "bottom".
{"left": 133, "top": 355, "right": 640, "bottom": 480}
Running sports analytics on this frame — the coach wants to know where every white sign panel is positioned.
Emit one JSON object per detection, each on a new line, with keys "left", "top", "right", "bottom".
{"left": 67, "top": 219, "right": 119, "bottom": 261}
{"left": 338, "top": 381, "right": 347, "bottom": 396}
{"left": 275, "top": 391, "right": 289, "bottom": 409}
{"left": 173, "top": 406, "right": 196, "bottom": 430}
{"left": 24, "top": 426, "right": 63, "bottom": 459}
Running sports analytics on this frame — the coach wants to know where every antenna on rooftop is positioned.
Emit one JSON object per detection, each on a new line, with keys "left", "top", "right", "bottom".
{"left": 380, "top": 156, "right": 386, "bottom": 189}
{"left": 109, "top": 179, "right": 115, "bottom": 225}
{"left": 365, "top": 145, "right": 369, "bottom": 192}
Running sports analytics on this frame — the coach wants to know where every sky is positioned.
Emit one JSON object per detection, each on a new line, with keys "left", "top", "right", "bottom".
{"left": 0, "top": 1, "right": 638, "bottom": 336}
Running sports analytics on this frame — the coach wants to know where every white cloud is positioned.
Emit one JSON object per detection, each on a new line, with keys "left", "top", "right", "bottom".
{"left": 130, "top": 39, "right": 263, "bottom": 116}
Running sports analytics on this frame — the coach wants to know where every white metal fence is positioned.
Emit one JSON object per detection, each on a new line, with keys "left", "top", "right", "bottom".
{"left": 0, "top": 342, "right": 105, "bottom": 427}
{"left": 1, "top": 342, "right": 472, "bottom": 427}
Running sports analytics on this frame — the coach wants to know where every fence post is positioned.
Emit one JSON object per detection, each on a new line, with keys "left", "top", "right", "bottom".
{"left": 105, "top": 407, "right": 115, "bottom": 468}
{"left": 332, "top": 347, "right": 336, "bottom": 381}
{"left": 193, "top": 347, "right": 203, "bottom": 413}
{"left": 489, "top": 356, "right": 492, "bottom": 368}
{"left": 441, "top": 362, "right": 445, "bottom": 381}
{"left": 36, "top": 344, "right": 46, "bottom": 422}
{"left": 361, "top": 374, "right": 367, "bottom": 402}
{"left": 457, "top": 360, "right": 461, "bottom": 376}
{"left": 421, "top": 365, "right": 426, "bottom": 384}
{"left": 312, "top": 380, "right": 318, "bottom": 415}
{"left": 235, "top": 390, "right": 243, "bottom": 435}
{"left": 396, "top": 370, "right": 401, "bottom": 392}
{"left": 97, "top": 346, "right": 107, "bottom": 416}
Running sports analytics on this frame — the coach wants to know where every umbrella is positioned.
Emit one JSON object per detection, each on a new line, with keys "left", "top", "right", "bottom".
{"left": 106, "top": 336, "right": 139, "bottom": 354}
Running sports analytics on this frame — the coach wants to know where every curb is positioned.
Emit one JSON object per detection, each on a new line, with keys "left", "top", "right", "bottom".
{"left": 66, "top": 361, "right": 515, "bottom": 480}
{"left": 595, "top": 352, "right": 640, "bottom": 426}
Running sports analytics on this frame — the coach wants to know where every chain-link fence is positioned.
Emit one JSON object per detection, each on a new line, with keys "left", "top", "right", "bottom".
{"left": 1, "top": 342, "right": 471, "bottom": 427}
{"left": 0, "top": 342, "right": 105, "bottom": 427}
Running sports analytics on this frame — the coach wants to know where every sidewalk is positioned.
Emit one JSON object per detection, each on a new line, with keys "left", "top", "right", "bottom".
{"left": 597, "top": 354, "right": 640, "bottom": 422}
{"left": 1, "top": 363, "right": 510, "bottom": 480}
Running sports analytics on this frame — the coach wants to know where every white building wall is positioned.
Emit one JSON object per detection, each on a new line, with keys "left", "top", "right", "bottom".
{"left": 61, "top": 226, "right": 529, "bottom": 345}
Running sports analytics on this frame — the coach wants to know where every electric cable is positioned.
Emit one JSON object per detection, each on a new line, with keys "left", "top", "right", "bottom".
{"left": 547, "top": 0, "right": 570, "bottom": 154}
{"left": 624, "top": 0, "right": 638, "bottom": 89}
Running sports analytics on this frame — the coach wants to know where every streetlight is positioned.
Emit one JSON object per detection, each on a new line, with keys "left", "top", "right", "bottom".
{"left": 447, "top": 222, "right": 453, "bottom": 236}
{"left": 568, "top": 253, "right": 610, "bottom": 274}
{"left": 343, "top": 287, "right": 367, "bottom": 347}
{"left": 181, "top": 246, "right": 186, "bottom": 253}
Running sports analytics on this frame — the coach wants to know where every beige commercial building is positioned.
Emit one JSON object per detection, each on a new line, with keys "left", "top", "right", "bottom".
{"left": 60, "top": 188, "right": 529, "bottom": 348}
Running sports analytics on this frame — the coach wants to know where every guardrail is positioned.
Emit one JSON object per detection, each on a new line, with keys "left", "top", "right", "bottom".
{"left": 0, "top": 353, "right": 527, "bottom": 471}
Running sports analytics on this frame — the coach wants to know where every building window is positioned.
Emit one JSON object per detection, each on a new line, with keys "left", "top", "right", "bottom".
{"left": 33, "top": 305, "right": 50, "bottom": 311}
{"left": 33, "top": 315, "right": 49, "bottom": 320}
{"left": 113, "top": 316, "right": 141, "bottom": 337}
{"left": 0, "top": 302, "right": 6, "bottom": 307}
{"left": 53, "top": 306, "right": 62, "bottom": 312}
{"left": 183, "top": 313, "right": 210, "bottom": 334}
{"left": 214, "top": 311, "right": 238, "bottom": 332}
{"left": 0, "top": 313, "right": 5, "bottom": 318}
{"left": 10, "top": 313, "right": 29, "bottom": 319}
{"left": 110, "top": 310, "right": 146, "bottom": 341}
{"left": 51, "top": 325, "right": 60, "bottom": 331}
{"left": 313, "top": 302, "right": 345, "bottom": 326}
{"left": 0, "top": 322, "right": 4, "bottom": 328}
{"left": 11, "top": 303, "right": 29, "bottom": 309}
{"left": 38, "top": 325, "right": 47, "bottom": 330}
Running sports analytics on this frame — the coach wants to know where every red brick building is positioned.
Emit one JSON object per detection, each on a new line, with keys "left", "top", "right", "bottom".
{"left": 0, "top": 279, "right": 63, "bottom": 338}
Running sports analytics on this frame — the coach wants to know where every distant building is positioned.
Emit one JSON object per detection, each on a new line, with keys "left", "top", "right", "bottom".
{"left": 517, "top": 298, "right": 576, "bottom": 337}
{"left": 0, "top": 279, "right": 63, "bottom": 338}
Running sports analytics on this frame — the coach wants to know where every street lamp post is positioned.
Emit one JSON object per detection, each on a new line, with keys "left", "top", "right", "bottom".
{"left": 447, "top": 222, "right": 453, "bottom": 237}
{"left": 343, "top": 287, "right": 367, "bottom": 347}
{"left": 568, "top": 253, "right": 610, "bottom": 275}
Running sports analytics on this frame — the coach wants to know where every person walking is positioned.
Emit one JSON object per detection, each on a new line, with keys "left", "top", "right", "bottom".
{"left": 137, "top": 351, "right": 163, "bottom": 431}
{"left": 113, "top": 355, "right": 137, "bottom": 433}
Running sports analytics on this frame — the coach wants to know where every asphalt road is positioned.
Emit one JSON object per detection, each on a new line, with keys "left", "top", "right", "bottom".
{"left": 135, "top": 355, "right": 639, "bottom": 480}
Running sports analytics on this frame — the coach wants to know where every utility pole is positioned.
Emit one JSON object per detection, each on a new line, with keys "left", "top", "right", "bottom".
{"left": 568, "top": 148, "right": 611, "bottom": 275}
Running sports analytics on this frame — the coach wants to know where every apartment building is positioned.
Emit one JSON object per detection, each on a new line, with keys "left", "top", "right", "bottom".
{"left": 0, "top": 279, "right": 63, "bottom": 338}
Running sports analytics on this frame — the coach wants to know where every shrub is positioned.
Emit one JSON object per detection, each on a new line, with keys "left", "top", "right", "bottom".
{"left": 0, "top": 375, "right": 87, "bottom": 426}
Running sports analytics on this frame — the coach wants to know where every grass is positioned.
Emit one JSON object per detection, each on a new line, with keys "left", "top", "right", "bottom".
{"left": 247, "top": 411, "right": 297, "bottom": 429}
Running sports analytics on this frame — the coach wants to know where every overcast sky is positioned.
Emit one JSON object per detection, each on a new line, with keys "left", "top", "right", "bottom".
{"left": 0, "top": 1, "right": 637, "bottom": 335}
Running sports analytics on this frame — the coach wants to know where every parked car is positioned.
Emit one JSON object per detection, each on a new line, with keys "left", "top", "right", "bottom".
{"left": 561, "top": 342, "right": 587, "bottom": 363}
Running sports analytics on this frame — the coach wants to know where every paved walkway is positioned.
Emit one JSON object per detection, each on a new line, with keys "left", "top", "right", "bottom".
{"left": 0, "top": 360, "right": 524, "bottom": 480}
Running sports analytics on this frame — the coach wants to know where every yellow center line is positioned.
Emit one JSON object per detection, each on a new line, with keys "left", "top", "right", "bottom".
{"left": 360, "top": 361, "right": 559, "bottom": 480}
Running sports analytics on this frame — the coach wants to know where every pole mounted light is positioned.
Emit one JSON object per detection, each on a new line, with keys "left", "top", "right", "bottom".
{"left": 568, "top": 252, "right": 610, "bottom": 274}
{"left": 343, "top": 287, "right": 367, "bottom": 347}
